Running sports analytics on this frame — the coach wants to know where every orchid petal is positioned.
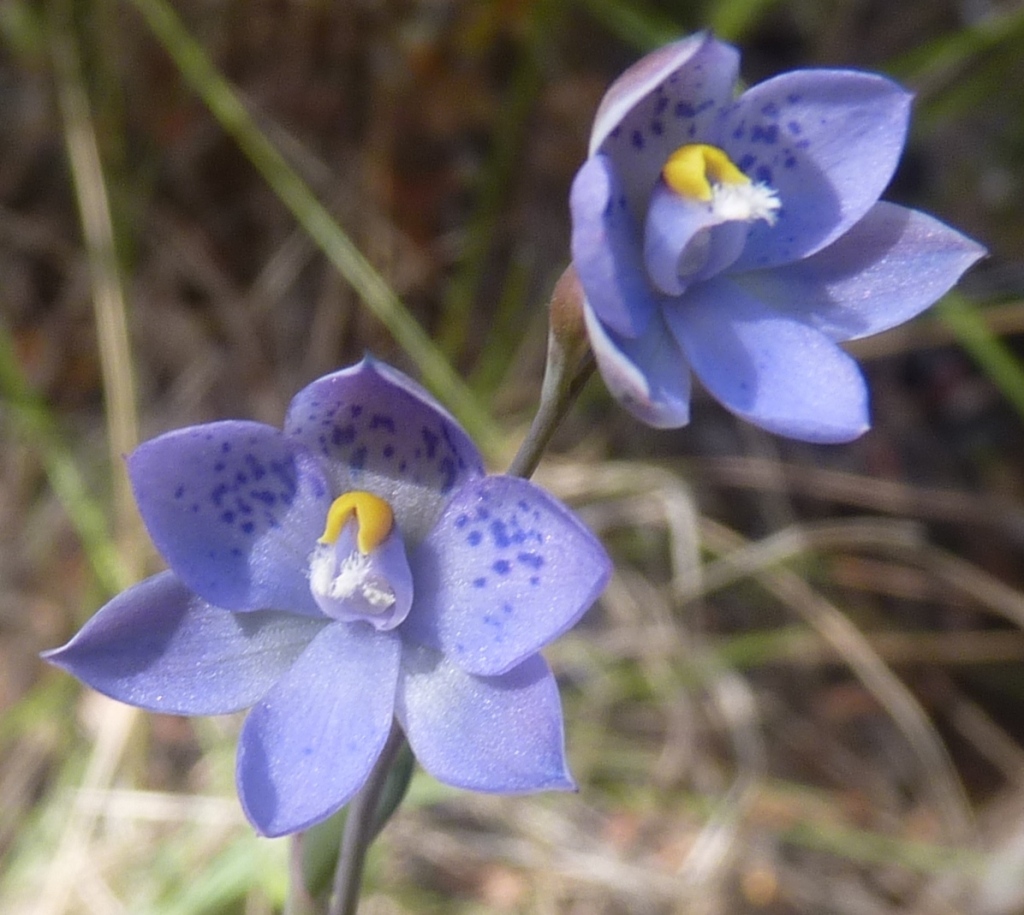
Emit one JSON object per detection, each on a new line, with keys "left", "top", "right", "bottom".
{"left": 594, "top": 35, "right": 739, "bottom": 216}
{"left": 584, "top": 300, "right": 692, "bottom": 428}
{"left": 129, "top": 423, "right": 331, "bottom": 614}
{"left": 570, "top": 154, "right": 660, "bottom": 337}
{"left": 666, "top": 278, "right": 869, "bottom": 442}
{"left": 43, "top": 572, "right": 325, "bottom": 715}
{"left": 739, "top": 201, "right": 987, "bottom": 340}
{"left": 723, "top": 70, "right": 912, "bottom": 271}
{"left": 403, "top": 476, "right": 609, "bottom": 677}
{"left": 396, "top": 644, "right": 574, "bottom": 793}
{"left": 285, "top": 358, "right": 484, "bottom": 541}
{"left": 236, "top": 622, "right": 400, "bottom": 837}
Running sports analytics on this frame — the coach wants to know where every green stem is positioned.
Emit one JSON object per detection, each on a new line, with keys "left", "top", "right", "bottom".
{"left": 328, "top": 723, "right": 407, "bottom": 915}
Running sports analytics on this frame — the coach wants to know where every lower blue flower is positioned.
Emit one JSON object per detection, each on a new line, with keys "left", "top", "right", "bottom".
{"left": 45, "top": 358, "right": 611, "bottom": 837}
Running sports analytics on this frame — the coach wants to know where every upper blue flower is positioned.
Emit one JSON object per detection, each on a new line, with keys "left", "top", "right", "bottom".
{"left": 570, "top": 33, "right": 986, "bottom": 442}
{"left": 45, "top": 359, "right": 610, "bottom": 837}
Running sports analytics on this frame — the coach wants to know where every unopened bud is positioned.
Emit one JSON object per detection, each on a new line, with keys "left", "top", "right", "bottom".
{"left": 549, "top": 264, "right": 588, "bottom": 362}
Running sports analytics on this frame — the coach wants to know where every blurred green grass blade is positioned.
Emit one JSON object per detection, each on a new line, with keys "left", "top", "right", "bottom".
{"left": 437, "top": 2, "right": 555, "bottom": 362}
{"left": 126, "top": 0, "right": 502, "bottom": 458}
{"left": 937, "top": 293, "right": 1024, "bottom": 422}
{"left": 575, "top": 0, "right": 682, "bottom": 50}
{"left": 0, "top": 320, "right": 125, "bottom": 597}
{"left": 154, "top": 834, "right": 284, "bottom": 915}
{"left": 705, "top": 0, "right": 783, "bottom": 41}
{"left": 889, "top": 4, "right": 1024, "bottom": 88}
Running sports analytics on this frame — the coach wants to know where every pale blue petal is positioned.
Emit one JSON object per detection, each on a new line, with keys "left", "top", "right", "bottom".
{"left": 722, "top": 70, "right": 912, "bottom": 271}
{"left": 236, "top": 622, "right": 400, "bottom": 837}
{"left": 129, "top": 424, "right": 331, "bottom": 614}
{"left": 396, "top": 643, "right": 575, "bottom": 794}
{"left": 570, "top": 154, "right": 659, "bottom": 337}
{"left": 43, "top": 572, "right": 325, "bottom": 715}
{"left": 285, "top": 357, "right": 484, "bottom": 542}
{"left": 739, "top": 202, "right": 987, "bottom": 340}
{"left": 666, "top": 278, "right": 870, "bottom": 442}
{"left": 594, "top": 35, "right": 739, "bottom": 217}
{"left": 403, "top": 476, "right": 609, "bottom": 677}
{"left": 584, "top": 299, "right": 692, "bottom": 429}
{"left": 643, "top": 182, "right": 748, "bottom": 294}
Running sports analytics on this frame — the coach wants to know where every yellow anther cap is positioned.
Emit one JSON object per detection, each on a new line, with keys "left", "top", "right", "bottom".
{"left": 319, "top": 491, "right": 394, "bottom": 554}
{"left": 663, "top": 144, "right": 750, "bottom": 201}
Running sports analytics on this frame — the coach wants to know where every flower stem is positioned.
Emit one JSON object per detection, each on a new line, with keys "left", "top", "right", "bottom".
{"left": 328, "top": 722, "right": 407, "bottom": 915}
{"left": 286, "top": 834, "right": 320, "bottom": 915}
{"left": 507, "top": 266, "right": 595, "bottom": 479}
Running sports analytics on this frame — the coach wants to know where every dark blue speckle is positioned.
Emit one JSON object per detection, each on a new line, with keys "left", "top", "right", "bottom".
{"left": 350, "top": 446, "right": 367, "bottom": 471}
{"left": 517, "top": 552, "right": 544, "bottom": 569}
{"left": 675, "top": 101, "right": 696, "bottom": 118}
{"left": 467, "top": 530, "right": 483, "bottom": 547}
{"left": 174, "top": 485, "right": 185, "bottom": 499}
{"left": 473, "top": 577, "right": 487, "bottom": 588}
{"left": 438, "top": 456, "right": 457, "bottom": 494}
{"left": 493, "top": 559, "right": 512, "bottom": 575}
{"left": 421, "top": 426, "right": 440, "bottom": 459}
{"left": 332, "top": 424, "right": 356, "bottom": 447}
{"left": 370, "top": 413, "right": 396, "bottom": 433}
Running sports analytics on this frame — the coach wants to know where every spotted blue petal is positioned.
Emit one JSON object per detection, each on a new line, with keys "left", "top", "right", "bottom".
{"left": 285, "top": 357, "right": 485, "bottom": 541}
{"left": 593, "top": 33, "right": 740, "bottom": 218}
{"left": 403, "top": 475, "right": 609, "bottom": 676}
{"left": 129, "top": 422, "right": 331, "bottom": 614}
{"left": 721, "top": 69, "right": 912, "bottom": 272}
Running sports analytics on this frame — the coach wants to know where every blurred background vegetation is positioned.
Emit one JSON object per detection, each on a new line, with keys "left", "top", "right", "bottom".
{"left": 2, "top": 0, "right": 1024, "bottom": 912}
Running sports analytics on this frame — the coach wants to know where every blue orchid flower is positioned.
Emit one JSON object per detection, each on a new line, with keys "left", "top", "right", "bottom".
{"left": 46, "top": 359, "right": 610, "bottom": 837}
{"left": 570, "top": 33, "right": 986, "bottom": 442}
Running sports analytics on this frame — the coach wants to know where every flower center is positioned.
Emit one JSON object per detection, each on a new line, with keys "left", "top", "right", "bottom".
{"left": 662, "top": 143, "right": 780, "bottom": 226}
{"left": 319, "top": 490, "right": 393, "bottom": 553}
{"left": 308, "top": 490, "right": 413, "bottom": 631}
